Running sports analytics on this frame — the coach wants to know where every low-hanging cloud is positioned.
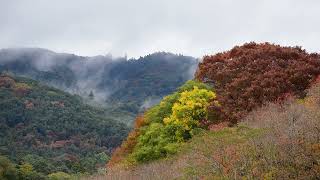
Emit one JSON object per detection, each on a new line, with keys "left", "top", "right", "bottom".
{"left": 139, "top": 97, "right": 162, "bottom": 111}
{"left": 1, "top": 0, "right": 320, "bottom": 58}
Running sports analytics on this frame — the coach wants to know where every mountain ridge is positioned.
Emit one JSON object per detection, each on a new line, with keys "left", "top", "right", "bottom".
{"left": 0, "top": 48, "right": 198, "bottom": 124}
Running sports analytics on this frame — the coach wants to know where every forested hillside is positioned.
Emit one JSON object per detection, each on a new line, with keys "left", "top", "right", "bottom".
{"left": 107, "top": 43, "right": 320, "bottom": 179}
{"left": 0, "top": 74, "right": 129, "bottom": 178}
{"left": 103, "top": 52, "right": 197, "bottom": 114}
{"left": 0, "top": 49, "right": 197, "bottom": 124}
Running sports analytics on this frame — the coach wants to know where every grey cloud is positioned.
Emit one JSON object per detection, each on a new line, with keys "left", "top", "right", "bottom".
{"left": 1, "top": 0, "right": 320, "bottom": 58}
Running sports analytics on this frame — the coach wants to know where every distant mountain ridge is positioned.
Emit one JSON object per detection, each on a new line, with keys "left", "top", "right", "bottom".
{"left": 0, "top": 48, "right": 198, "bottom": 124}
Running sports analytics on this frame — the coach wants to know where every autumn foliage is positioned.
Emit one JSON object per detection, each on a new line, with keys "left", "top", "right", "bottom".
{"left": 196, "top": 42, "right": 320, "bottom": 123}
{"left": 0, "top": 75, "right": 32, "bottom": 96}
{"left": 107, "top": 115, "right": 146, "bottom": 167}
{"left": 108, "top": 42, "right": 320, "bottom": 174}
{"left": 108, "top": 81, "right": 215, "bottom": 166}
{"left": 0, "top": 75, "right": 15, "bottom": 88}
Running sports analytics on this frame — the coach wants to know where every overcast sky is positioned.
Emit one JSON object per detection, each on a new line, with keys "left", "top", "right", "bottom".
{"left": 1, "top": 0, "right": 320, "bottom": 58}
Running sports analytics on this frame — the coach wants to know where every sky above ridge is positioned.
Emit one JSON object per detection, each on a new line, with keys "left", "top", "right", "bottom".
{"left": 1, "top": 0, "right": 320, "bottom": 58}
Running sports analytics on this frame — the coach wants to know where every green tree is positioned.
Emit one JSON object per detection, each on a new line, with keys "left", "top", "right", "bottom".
{"left": 88, "top": 91, "right": 94, "bottom": 100}
{"left": 95, "top": 152, "right": 109, "bottom": 165}
{"left": 48, "top": 172, "right": 72, "bottom": 180}
{"left": 130, "top": 82, "right": 216, "bottom": 162}
{"left": 18, "top": 162, "right": 46, "bottom": 180}
{"left": 0, "top": 156, "right": 18, "bottom": 180}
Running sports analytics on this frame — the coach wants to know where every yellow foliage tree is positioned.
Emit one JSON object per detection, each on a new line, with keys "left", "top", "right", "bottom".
{"left": 164, "top": 86, "right": 216, "bottom": 131}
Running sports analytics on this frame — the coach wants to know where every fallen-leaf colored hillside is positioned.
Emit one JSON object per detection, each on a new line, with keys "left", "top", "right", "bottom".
{"left": 105, "top": 42, "right": 320, "bottom": 179}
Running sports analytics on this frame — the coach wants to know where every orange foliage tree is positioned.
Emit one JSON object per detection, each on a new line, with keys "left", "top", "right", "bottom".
{"left": 107, "top": 115, "right": 147, "bottom": 167}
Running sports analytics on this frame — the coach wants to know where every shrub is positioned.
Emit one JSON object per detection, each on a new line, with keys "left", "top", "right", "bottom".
{"left": 107, "top": 115, "right": 146, "bottom": 167}
{"left": 108, "top": 81, "right": 216, "bottom": 165}
{"left": 13, "top": 82, "right": 32, "bottom": 96}
{"left": 145, "top": 90, "right": 180, "bottom": 124}
{"left": 164, "top": 86, "right": 216, "bottom": 133}
{"left": 145, "top": 80, "right": 213, "bottom": 125}
{"left": 0, "top": 156, "right": 18, "bottom": 180}
{"left": 196, "top": 42, "right": 320, "bottom": 123}
{"left": 0, "top": 75, "right": 15, "bottom": 88}
{"left": 230, "top": 83, "right": 320, "bottom": 179}
{"left": 18, "top": 163, "right": 46, "bottom": 180}
{"left": 48, "top": 172, "right": 72, "bottom": 180}
{"left": 131, "top": 81, "right": 216, "bottom": 162}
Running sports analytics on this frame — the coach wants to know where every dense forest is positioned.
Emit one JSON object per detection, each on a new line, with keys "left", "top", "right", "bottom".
{"left": 0, "top": 49, "right": 197, "bottom": 179}
{"left": 0, "top": 74, "right": 129, "bottom": 178}
{"left": 107, "top": 43, "right": 320, "bottom": 179}
{"left": 2, "top": 43, "right": 320, "bottom": 179}
{"left": 0, "top": 49, "right": 197, "bottom": 124}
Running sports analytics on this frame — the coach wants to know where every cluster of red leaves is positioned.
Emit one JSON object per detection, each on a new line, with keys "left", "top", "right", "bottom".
{"left": 107, "top": 115, "right": 147, "bottom": 167}
{"left": 0, "top": 75, "right": 15, "bottom": 88}
{"left": 196, "top": 42, "right": 320, "bottom": 124}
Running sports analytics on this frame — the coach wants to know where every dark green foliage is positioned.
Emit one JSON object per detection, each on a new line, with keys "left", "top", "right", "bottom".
{"left": 0, "top": 156, "right": 19, "bottom": 180}
{"left": 0, "top": 49, "right": 197, "bottom": 121}
{"left": 0, "top": 75, "right": 129, "bottom": 175}
{"left": 132, "top": 123, "right": 180, "bottom": 162}
{"left": 102, "top": 53, "right": 197, "bottom": 114}
{"left": 0, "top": 155, "right": 46, "bottom": 180}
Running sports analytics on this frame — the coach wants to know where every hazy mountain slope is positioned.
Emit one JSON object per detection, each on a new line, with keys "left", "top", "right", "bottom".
{"left": 0, "top": 48, "right": 197, "bottom": 124}
{"left": 102, "top": 52, "right": 197, "bottom": 113}
{"left": 0, "top": 74, "right": 129, "bottom": 175}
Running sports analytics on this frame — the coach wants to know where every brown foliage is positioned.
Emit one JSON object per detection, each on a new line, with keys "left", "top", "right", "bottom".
{"left": 24, "top": 100, "right": 34, "bottom": 109}
{"left": 196, "top": 42, "right": 320, "bottom": 123}
{"left": 0, "top": 75, "right": 15, "bottom": 88}
{"left": 50, "top": 139, "right": 74, "bottom": 148}
{"left": 236, "top": 84, "right": 320, "bottom": 179}
{"left": 105, "top": 82, "right": 320, "bottom": 180}
{"left": 208, "top": 121, "right": 230, "bottom": 131}
{"left": 107, "top": 115, "right": 146, "bottom": 167}
{"left": 13, "top": 82, "right": 32, "bottom": 96}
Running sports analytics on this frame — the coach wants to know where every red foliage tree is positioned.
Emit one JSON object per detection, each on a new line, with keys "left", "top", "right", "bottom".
{"left": 196, "top": 42, "right": 320, "bottom": 124}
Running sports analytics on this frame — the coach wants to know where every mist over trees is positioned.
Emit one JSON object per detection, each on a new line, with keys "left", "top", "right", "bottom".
{"left": 0, "top": 48, "right": 198, "bottom": 124}
{"left": 0, "top": 48, "right": 198, "bottom": 177}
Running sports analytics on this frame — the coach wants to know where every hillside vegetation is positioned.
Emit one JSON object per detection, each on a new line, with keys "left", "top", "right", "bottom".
{"left": 0, "top": 74, "right": 129, "bottom": 178}
{"left": 107, "top": 43, "right": 320, "bottom": 179}
{"left": 108, "top": 80, "right": 215, "bottom": 166}
{"left": 196, "top": 42, "right": 320, "bottom": 123}
{"left": 0, "top": 49, "right": 197, "bottom": 124}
